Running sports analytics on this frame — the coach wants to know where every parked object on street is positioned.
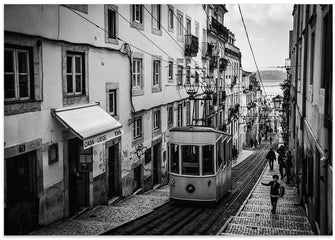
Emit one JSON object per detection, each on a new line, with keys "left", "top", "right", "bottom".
{"left": 168, "top": 126, "right": 232, "bottom": 202}
{"left": 266, "top": 148, "right": 276, "bottom": 170}
{"left": 261, "top": 174, "right": 281, "bottom": 214}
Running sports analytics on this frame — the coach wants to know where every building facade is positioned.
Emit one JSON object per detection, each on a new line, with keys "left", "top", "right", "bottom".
{"left": 4, "top": 4, "right": 240, "bottom": 233}
{"left": 287, "top": 4, "right": 332, "bottom": 235}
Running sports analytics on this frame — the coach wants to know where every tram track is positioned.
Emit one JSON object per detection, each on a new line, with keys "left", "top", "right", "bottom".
{"left": 102, "top": 140, "right": 277, "bottom": 235}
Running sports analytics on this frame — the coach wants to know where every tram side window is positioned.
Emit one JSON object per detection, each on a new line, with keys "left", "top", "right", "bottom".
{"left": 203, "top": 145, "right": 214, "bottom": 175}
{"left": 170, "top": 144, "right": 179, "bottom": 174}
{"left": 216, "top": 141, "right": 223, "bottom": 171}
{"left": 181, "top": 145, "right": 199, "bottom": 175}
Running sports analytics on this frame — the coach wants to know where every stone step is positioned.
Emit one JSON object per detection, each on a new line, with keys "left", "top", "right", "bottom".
{"left": 231, "top": 216, "right": 313, "bottom": 232}
{"left": 239, "top": 211, "right": 309, "bottom": 223}
{"left": 224, "top": 223, "right": 313, "bottom": 235}
{"left": 242, "top": 204, "right": 306, "bottom": 216}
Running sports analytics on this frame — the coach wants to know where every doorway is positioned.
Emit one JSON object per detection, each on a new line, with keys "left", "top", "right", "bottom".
{"left": 108, "top": 143, "right": 120, "bottom": 198}
{"left": 5, "top": 151, "right": 38, "bottom": 234}
{"left": 68, "top": 138, "right": 90, "bottom": 215}
{"left": 153, "top": 142, "right": 161, "bottom": 186}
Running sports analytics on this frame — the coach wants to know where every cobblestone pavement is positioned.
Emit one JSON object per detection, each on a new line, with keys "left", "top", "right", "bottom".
{"left": 30, "top": 185, "right": 170, "bottom": 235}
{"left": 217, "top": 141, "right": 314, "bottom": 236}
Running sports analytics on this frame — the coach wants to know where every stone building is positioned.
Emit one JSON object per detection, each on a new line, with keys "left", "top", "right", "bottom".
{"left": 287, "top": 4, "right": 332, "bottom": 235}
{"left": 4, "top": 4, "right": 241, "bottom": 233}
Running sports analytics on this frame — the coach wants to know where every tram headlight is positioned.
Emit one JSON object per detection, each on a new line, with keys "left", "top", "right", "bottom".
{"left": 186, "top": 184, "right": 195, "bottom": 193}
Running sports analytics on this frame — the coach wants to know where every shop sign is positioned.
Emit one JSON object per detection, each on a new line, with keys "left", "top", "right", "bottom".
{"left": 83, "top": 128, "right": 123, "bottom": 149}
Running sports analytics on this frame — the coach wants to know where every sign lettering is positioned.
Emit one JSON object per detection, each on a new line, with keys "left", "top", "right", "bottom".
{"left": 83, "top": 128, "right": 123, "bottom": 149}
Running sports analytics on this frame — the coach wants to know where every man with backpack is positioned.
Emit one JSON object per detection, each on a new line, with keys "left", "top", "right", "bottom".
{"left": 261, "top": 174, "right": 284, "bottom": 214}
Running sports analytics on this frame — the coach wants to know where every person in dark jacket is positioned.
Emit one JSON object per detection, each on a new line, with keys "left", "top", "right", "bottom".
{"left": 284, "top": 150, "right": 293, "bottom": 184}
{"left": 266, "top": 148, "right": 276, "bottom": 170}
{"left": 232, "top": 145, "right": 238, "bottom": 161}
{"left": 261, "top": 174, "right": 281, "bottom": 214}
{"left": 250, "top": 139, "right": 254, "bottom": 149}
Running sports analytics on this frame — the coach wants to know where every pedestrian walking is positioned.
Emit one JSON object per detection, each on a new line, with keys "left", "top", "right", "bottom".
{"left": 250, "top": 139, "right": 254, "bottom": 149}
{"left": 266, "top": 148, "right": 276, "bottom": 170}
{"left": 232, "top": 145, "right": 238, "bottom": 161}
{"left": 277, "top": 145, "right": 285, "bottom": 156}
{"left": 254, "top": 139, "right": 258, "bottom": 149}
{"left": 261, "top": 174, "right": 281, "bottom": 214}
{"left": 284, "top": 150, "right": 293, "bottom": 184}
{"left": 277, "top": 152, "right": 285, "bottom": 179}
{"left": 258, "top": 136, "right": 262, "bottom": 145}
{"left": 269, "top": 136, "right": 273, "bottom": 145}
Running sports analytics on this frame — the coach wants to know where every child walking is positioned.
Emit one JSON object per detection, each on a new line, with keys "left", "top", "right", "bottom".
{"left": 261, "top": 174, "right": 281, "bottom": 214}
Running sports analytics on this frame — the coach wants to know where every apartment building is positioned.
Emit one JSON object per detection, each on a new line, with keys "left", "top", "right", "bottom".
{"left": 5, "top": 4, "right": 229, "bottom": 233}
{"left": 287, "top": 4, "right": 332, "bottom": 235}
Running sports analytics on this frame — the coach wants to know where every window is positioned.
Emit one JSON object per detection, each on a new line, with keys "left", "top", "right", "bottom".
{"left": 153, "top": 110, "right": 161, "bottom": 130}
{"left": 195, "top": 22, "right": 199, "bottom": 38}
{"left": 132, "top": 58, "right": 142, "bottom": 89}
{"left": 186, "top": 102, "right": 191, "bottom": 125}
{"left": 181, "top": 145, "right": 199, "bottom": 175}
{"left": 108, "top": 9, "right": 116, "bottom": 39}
{"left": 177, "top": 65, "right": 183, "bottom": 85}
{"left": 170, "top": 144, "right": 179, "bottom": 174}
{"left": 108, "top": 89, "right": 117, "bottom": 116}
{"left": 168, "top": 105, "right": 173, "bottom": 126}
{"left": 177, "top": 12, "right": 183, "bottom": 41}
{"left": 132, "top": 5, "right": 143, "bottom": 23}
{"left": 105, "top": 5, "right": 119, "bottom": 44}
{"left": 168, "top": 61, "right": 173, "bottom": 81}
{"left": 194, "top": 100, "right": 199, "bottom": 120}
{"left": 203, "top": 145, "right": 214, "bottom": 175}
{"left": 152, "top": 5, "right": 161, "bottom": 30}
{"left": 5, "top": 48, "right": 32, "bottom": 101}
{"left": 66, "top": 53, "right": 85, "bottom": 96}
{"left": 133, "top": 117, "right": 142, "bottom": 139}
{"left": 177, "top": 104, "right": 183, "bottom": 127}
{"left": 186, "top": 18, "right": 191, "bottom": 35}
{"left": 168, "top": 7, "right": 174, "bottom": 29}
{"left": 185, "top": 63, "right": 191, "bottom": 84}
{"left": 153, "top": 60, "right": 160, "bottom": 87}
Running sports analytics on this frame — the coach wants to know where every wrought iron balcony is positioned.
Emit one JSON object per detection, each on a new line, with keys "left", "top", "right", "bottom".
{"left": 210, "top": 17, "right": 229, "bottom": 41}
{"left": 185, "top": 34, "right": 199, "bottom": 57}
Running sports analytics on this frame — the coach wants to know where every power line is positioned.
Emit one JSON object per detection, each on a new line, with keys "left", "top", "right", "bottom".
{"left": 238, "top": 4, "right": 267, "bottom": 96}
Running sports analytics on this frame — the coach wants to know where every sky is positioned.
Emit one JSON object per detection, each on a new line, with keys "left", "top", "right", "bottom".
{"left": 224, "top": 4, "right": 293, "bottom": 72}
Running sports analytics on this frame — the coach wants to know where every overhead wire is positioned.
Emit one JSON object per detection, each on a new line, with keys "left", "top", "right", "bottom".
{"left": 238, "top": 4, "right": 267, "bottom": 96}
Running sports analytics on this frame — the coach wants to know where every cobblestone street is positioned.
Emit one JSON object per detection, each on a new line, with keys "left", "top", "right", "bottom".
{"left": 30, "top": 186, "right": 170, "bottom": 235}
{"left": 217, "top": 148, "right": 314, "bottom": 236}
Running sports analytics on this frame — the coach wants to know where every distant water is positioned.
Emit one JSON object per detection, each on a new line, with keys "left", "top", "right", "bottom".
{"left": 261, "top": 80, "right": 283, "bottom": 97}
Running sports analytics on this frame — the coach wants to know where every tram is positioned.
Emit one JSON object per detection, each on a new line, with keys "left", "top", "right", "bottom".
{"left": 168, "top": 126, "right": 232, "bottom": 202}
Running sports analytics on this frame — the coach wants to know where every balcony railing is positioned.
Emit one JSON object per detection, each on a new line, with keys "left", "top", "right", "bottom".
{"left": 185, "top": 34, "right": 199, "bottom": 57}
{"left": 210, "top": 17, "right": 229, "bottom": 41}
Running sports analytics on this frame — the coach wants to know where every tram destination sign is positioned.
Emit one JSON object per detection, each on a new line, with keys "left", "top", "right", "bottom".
{"left": 83, "top": 128, "right": 123, "bottom": 149}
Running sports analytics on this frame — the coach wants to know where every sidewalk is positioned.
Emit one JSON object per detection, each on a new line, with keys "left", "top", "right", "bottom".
{"left": 232, "top": 149, "right": 254, "bottom": 167}
{"left": 217, "top": 156, "right": 314, "bottom": 235}
{"left": 30, "top": 185, "right": 170, "bottom": 235}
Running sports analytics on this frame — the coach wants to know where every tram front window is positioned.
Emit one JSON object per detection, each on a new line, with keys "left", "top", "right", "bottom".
{"left": 203, "top": 145, "right": 214, "bottom": 175}
{"left": 181, "top": 145, "right": 199, "bottom": 175}
{"left": 170, "top": 144, "right": 179, "bottom": 174}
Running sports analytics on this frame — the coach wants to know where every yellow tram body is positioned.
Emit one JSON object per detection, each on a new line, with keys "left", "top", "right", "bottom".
{"left": 168, "top": 126, "right": 232, "bottom": 202}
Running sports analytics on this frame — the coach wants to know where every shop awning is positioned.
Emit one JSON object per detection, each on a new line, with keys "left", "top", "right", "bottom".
{"left": 52, "top": 103, "right": 123, "bottom": 149}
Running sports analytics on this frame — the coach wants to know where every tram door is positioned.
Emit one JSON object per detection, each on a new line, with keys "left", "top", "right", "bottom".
{"left": 153, "top": 142, "right": 161, "bottom": 186}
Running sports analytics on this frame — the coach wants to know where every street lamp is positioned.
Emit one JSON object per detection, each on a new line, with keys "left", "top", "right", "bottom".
{"left": 272, "top": 95, "right": 283, "bottom": 109}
